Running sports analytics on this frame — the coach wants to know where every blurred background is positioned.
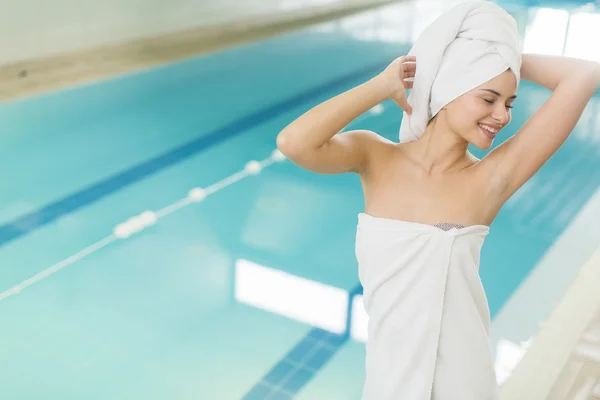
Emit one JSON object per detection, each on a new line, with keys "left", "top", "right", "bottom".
{"left": 1, "top": 0, "right": 600, "bottom": 398}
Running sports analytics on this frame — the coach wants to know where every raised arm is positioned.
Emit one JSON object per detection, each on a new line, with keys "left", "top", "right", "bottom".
{"left": 488, "top": 54, "right": 600, "bottom": 198}
{"left": 276, "top": 56, "right": 415, "bottom": 174}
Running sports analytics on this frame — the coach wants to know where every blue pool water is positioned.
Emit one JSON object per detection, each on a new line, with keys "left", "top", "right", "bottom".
{"left": 1, "top": 1, "right": 599, "bottom": 398}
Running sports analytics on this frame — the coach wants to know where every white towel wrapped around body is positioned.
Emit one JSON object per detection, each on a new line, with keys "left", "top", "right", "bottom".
{"left": 356, "top": 2, "right": 523, "bottom": 399}
{"left": 399, "top": 0, "right": 522, "bottom": 142}
{"left": 357, "top": 214, "right": 497, "bottom": 399}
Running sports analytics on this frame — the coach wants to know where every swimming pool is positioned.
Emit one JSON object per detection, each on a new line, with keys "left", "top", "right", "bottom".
{"left": 1, "top": 1, "right": 599, "bottom": 398}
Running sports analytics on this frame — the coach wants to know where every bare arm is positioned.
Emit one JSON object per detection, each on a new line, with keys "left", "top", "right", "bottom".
{"left": 488, "top": 54, "right": 600, "bottom": 198}
{"left": 276, "top": 56, "right": 415, "bottom": 174}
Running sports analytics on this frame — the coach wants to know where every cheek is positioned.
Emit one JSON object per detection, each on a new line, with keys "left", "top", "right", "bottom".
{"left": 464, "top": 100, "right": 490, "bottom": 120}
{"left": 456, "top": 97, "right": 487, "bottom": 118}
{"left": 447, "top": 102, "right": 485, "bottom": 130}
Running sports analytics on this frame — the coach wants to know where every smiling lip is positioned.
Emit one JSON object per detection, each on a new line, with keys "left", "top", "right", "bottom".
{"left": 478, "top": 124, "right": 499, "bottom": 139}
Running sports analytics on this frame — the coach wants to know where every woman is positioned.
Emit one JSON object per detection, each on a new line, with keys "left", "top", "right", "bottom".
{"left": 276, "top": 1, "right": 600, "bottom": 399}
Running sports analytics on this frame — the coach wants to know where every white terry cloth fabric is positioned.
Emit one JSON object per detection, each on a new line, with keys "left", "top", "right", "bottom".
{"left": 356, "top": 213, "right": 498, "bottom": 399}
{"left": 399, "top": 0, "right": 522, "bottom": 143}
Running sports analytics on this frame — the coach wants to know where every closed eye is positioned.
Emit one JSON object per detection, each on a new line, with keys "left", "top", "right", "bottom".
{"left": 484, "top": 99, "right": 514, "bottom": 109}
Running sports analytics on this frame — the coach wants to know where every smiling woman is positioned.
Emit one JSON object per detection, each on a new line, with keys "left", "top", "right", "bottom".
{"left": 426, "top": 70, "right": 519, "bottom": 150}
{"left": 276, "top": 1, "right": 600, "bottom": 398}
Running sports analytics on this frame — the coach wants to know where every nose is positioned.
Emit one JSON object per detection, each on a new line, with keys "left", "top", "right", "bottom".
{"left": 492, "top": 104, "right": 510, "bottom": 126}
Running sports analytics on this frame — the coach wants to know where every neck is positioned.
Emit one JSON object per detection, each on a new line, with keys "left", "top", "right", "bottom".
{"left": 408, "top": 116, "right": 472, "bottom": 174}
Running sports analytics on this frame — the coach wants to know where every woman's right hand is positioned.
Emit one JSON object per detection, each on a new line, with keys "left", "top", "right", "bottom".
{"left": 376, "top": 55, "right": 416, "bottom": 115}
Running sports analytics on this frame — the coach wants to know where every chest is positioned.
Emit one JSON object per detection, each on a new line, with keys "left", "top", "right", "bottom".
{"left": 359, "top": 160, "right": 498, "bottom": 225}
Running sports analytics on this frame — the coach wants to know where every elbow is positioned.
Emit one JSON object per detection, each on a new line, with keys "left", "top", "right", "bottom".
{"left": 276, "top": 131, "right": 291, "bottom": 156}
{"left": 276, "top": 131, "right": 288, "bottom": 152}
{"left": 276, "top": 130, "right": 303, "bottom": 159}
{"left": 276, "top": 129, "right": 324, "bottom": 162}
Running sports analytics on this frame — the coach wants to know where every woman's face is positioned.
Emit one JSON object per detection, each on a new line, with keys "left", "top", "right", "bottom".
{"left": 438, "top": 69, "right": 518, "bottom": 150}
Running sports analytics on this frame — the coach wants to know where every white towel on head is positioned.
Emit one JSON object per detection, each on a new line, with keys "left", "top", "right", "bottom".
{"left": 399, "top": 0, "right": 522, "bottom": 142}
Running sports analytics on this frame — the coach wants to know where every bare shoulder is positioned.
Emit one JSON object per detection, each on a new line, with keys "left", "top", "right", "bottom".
{"left": 343, "top": 129, "right": 394, "bottom": 146}
{"left": 282, "top": 129, "right": 395, "bottom": 175}
{"left": 341, "top": 129, "right": 391, "bottom": 145}
{"left": 351, "top": 130, "right": 399, "bottom": 172}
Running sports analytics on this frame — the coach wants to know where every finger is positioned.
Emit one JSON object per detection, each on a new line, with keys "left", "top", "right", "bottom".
{"left": 395, "top": 98, "right": 412, "bottom": 115}
{"left": 403, "top": 63, "right": 417, "bottom": 72}
{"left": 400, "top": 73, "right": 414, "bottom": 83}
{"left": 396, "top": 56, "right": 415, "bottom": 65}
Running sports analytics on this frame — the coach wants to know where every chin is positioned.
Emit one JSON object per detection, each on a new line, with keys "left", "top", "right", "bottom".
{"left": 469, "top": 129, "right": 496, "bottom": 150}
{"left": 468, "top": 136, "right": 494, "bottom": 150}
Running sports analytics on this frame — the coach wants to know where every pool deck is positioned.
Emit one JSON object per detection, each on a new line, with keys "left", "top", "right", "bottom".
{"left": 500, "top": 244, "right": 600, "bottom": 399}
{"left": 0, "top": 0, "right": 396, "bottom": 102}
